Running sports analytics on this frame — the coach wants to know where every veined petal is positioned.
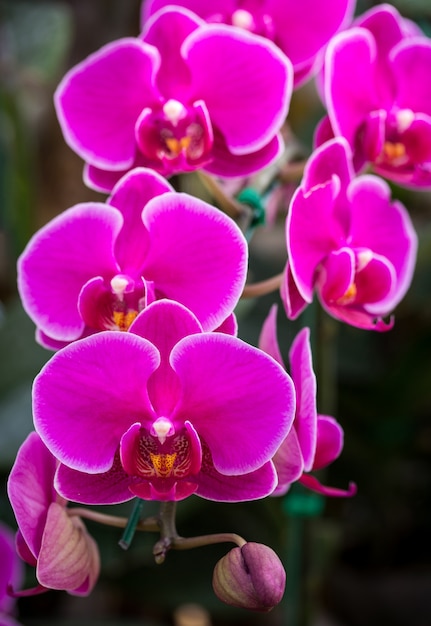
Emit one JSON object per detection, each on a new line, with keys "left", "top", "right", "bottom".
{"left": 197, "top": 452, "right": 277, "bottom": 502}
{"left": 141, "top": 192, "right": 247, "bottom": 331}
{"left": 348, "top": 175, "right": 417, "bottom": 309}
{"left": 271, "top": 429, "right": 304, "bottom": 496}
{"left": 55, "top": 39, "right": 161, "bottom": 169}
{"left": 130, "top": 300, "right": 202, "bottom": 414}
{"left": 7, "top": 433, "right": 59, "bottom": 560}
{"left": 171, "top": 333, "right": 295, "bottom": 475}
{"left": 271, "top": 0, "right": 355, "bottom": 68}
{"left": 108, "top": 168, "right": 173, "bottom": 273}
{"left": 141, "top": 7, "right": 203, "bottom": 98}
{"left": 0, "top": 523, "right": 22, "bottom": 614}
{"left": 204, "top": 130, "right": 283, "bottom": 177}
{"left": 392, "top": 38, "right": 431, "bottom": 117}
{"left": 17, "top": 203, "right": 122, "bottom": 342}
{"left": 55, "top": 454, "right": 135, "bottom": 505}
{"left": 289, "top": 328, "right": 317, "bottom": 472}
{"left": 287, "top": 177, "right": 343, "bottom": 302}
{"left": 280, "top": 262, "right": 310, "bottom": 320}
{"left": 302, "top": 137, "right": 354, "bottom": 192}
{"left": 313, "top": 414, "right": 344, "bottom": 470}
{"left": 258, "top": 304, "right": 284, "bottom": 368}
{"left": 184, "top": 24, "right": 292, "bottom": 153}
{"left": 33, "top": 332, "right": 160, "bottom": 473}
{"left": 37, "top": 504, "right": 97, "bottom": 592}
{"left": 325, "top": 28, "right": 381, "bottom": 146}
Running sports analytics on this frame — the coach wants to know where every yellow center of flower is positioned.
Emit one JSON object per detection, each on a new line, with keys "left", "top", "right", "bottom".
{"left": 112, "top": 310, "right": 138, "bottom": 331}
{"left": 164, "top": 135, "right": 192, "bottom": 156}
{"left": 149, "top": 452, "right": 178, "bottom": 478}
{"left": 337, "top": 282, "right": 357, "bottom": 305}
{"left": 382, "top": 141, "right": 406, "bottom": 164}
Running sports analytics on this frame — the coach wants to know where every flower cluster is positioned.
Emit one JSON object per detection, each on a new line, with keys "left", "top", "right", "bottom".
{"left": 4, "top": 0, "right": 424, "bottom": 617}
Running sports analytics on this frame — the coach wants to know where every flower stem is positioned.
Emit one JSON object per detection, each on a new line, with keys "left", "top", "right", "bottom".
{"left": 119, "top": 499, "right": 146, "bottom": 550}
{"left": 241, "top": 272, "right": 283, "bottom": 299}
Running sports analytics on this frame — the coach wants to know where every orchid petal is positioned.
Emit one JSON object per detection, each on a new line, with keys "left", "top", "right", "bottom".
{"left": 37, "top": 503, "right": 98, "bottom": 592}
{"left": 258, "top": 304, "right": 284, "bottom": 367}
{"left": 108, "top": 168, "right": 173, "bottom": 272}
{"left": 171, "top": 333, "right": 295, "bottom": 474}
{"left": 205, "top": 131, "right": 283, "bottom": 177}
{"left": 7, "top": 433, "right": 59, "bottom": 559}
{"left": 141, "top": 192, "right": 247, "bottom": 330}
{"left": 55, "top": 39, "right": 161, "bottom": 169}
{"left": 289, "top": 328, "right": 317, "bottom": 472}
{"left": 33, "top": 332, "right": 159, "bottom": 473}
{"left": 185, "top": 24, "right": 292, "bottom": 153}
{"left": 280, "top": 263, "right": 309, "bottom": 320}
{"left": 271, "top": 429, "right": 304, "bottom": 496}
{"left": 299, "top": 474, "right": 357, "bottom": 497}
{"left": 313, "top": 415, "right": 344, "bottom": 470}
{"left": 17, "top": 204, "right": 122, "bottom": 342}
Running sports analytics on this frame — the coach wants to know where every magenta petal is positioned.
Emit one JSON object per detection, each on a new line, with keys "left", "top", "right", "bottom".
{"left": 141, "top": 192, "right": 247, "bottom": 330}
{"left": 108, "top": 168, "right": 173, "bottom": 272}
{"left": 392, "top": 39, "right": 431, "bottom": 116}
{"left": 142, "top": 7, "right": 202, "bottom": 98}
{"left": 287, "top": 177, "right": 343, "bottom": 301}
{"left": 0, "top": 523, "right": 22, "bottom": 614}
{"left": 55, "top": 456, "right": 134, "bottom": 505}
{"left": 302, "top": 137, "right": 354, "bottom": 192}
{"left": 348, "top": 176, "right": 417, "bottom": 309}
{"left": 272, "top": 0, "right": 354, "bottom": 68}
{"left": 299, "top": 474, "right": 357, "bottom": 498}
{"left": 289, "top": 328, "right": 317, "bottom": 472}
{"left": 326, "top": 28, "right": 380, "bottom": 146}
{"left": 197, "top": 459, "right": 277, "bottom": 502}
{"left": 272, "top": 429, "right": 304, "bottom": 496}
{"left": 130, "top": 300, "right": 201, "bottom": 414}
{"left": 171, "top": 333, "right": 295, "bottom": 474}
{"left": 205, "top": 131, "right": 283, "bottom": 177}
{"left": 185, "top": 24, "right": 292, "bottom": 153}
{"left": 17, "top": 203, "right": 122, "bottom": 342}
{"left": 37, "top": 503, "right": 99, "bottom": 592}
{"left": 313, "top": 415, "right": 344, "bottom": 470}
{"left": 280, "top": 262, "right": 309, "bottom": 320}
{"left": 7, "top": 433, "right": 59, "bottom": 559}
{"left": 33, "top": 332, "right": 159, "bottom": 472}
{"left": 356, "top": 255, "right": 395, "bottom": 307}
{"left": 319, "top": 248, "right": 355, "bottom": 304}
{"left": 55, "top": 39, "right": 161, "bottom": 169}
{"left": 258, "top": 304, "right": 284, "bottom": 367}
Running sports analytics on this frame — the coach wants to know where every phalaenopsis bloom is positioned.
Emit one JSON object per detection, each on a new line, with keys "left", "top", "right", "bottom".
{"left": 18, "top": 168, "right": 246, "bottom": 349}
{"left": 282, "top": 138, "right": 417, "bottom": 330}
{"left": 7, "top": 432, "right": 100, "bottom": 596}
{"left": 141, "top": 0, "right": 355, "bottom": 86}
{"left": 55, "top": 6, "right": 292, "bottom": 191}
{"left": 320, "top": 3, "right": 431, "bottom": 187}
{"left": 259, "top": 306, "right": 355, "bottom": 496}
{"left": 33, "top": 300, "right": 295, "bottom": 503}
{"left": 0, "top": 522, "right": 22, "bottom": 626}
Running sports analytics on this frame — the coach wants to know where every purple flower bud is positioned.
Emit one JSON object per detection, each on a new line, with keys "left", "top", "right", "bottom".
{"left": 212, "top": 542, "right": 286, "bottom": 612}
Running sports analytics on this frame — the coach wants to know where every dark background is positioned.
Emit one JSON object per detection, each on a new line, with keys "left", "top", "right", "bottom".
{"left": 1, "top": 1, "right": 431, "bottom": 625}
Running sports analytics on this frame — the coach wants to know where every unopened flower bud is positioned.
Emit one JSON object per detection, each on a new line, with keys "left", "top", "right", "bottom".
{"left": 212, "top": 542, "right": 286, "bottom": 612}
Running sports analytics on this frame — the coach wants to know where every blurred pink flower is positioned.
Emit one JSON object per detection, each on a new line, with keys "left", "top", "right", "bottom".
{"left": 141, "top": 0, "right": 355, "bottom": 86}
{"left": 55, "top": 7, "right": 292, "bottom": 191}
{"left": 34, "top": 300, "right": 295, "bottom": 503}
{"left": 259, "top": 305, "right": 356, "bottom": 496}
{"left": 321, "top": 4, "right": 431, "bottom": 188}
{"left": 18, "top": 168, "right": 247, "bottom": 349}
{"left": 7, "top": 433, "right": 100, "bottom": 596}
{"left": 282, "top": 138, "right": 417, "bottom": 330}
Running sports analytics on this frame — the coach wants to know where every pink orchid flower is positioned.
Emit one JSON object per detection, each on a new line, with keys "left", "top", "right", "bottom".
{"left": 33, "top": 299, "right": 295, "bottom": 503}
{"left": 259, "top": 305, "right": 356, "bottom": 497}
{"left": 282, "top": 138, "right": 417, "bottom": 330}
{"left": 55, "top": 6, "right": 292, "bottom": 192}
{"left": 18, "top": 168, "right": 247, "bottom": 349}
{"left": 0, "top": 523, "right": 22, "bottom": 626}
{"left": 141, "top": 0, "right": 355, "bottom": 87}
{"left": 7, "top": 432, "right": 100, "bottom": 596}
{"left": 321, "top": 3, "right": 431, "bottom": 188}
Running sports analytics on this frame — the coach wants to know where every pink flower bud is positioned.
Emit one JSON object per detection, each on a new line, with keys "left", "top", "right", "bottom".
{"left": 212, "top": 542, "right": 286, "bottom": 612}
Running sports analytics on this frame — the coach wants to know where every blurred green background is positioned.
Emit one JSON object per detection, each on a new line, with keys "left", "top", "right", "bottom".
{"left": 1, "top": 1, "right": 431, "bottom": 625}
